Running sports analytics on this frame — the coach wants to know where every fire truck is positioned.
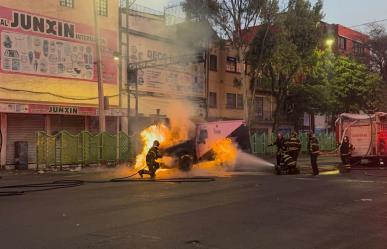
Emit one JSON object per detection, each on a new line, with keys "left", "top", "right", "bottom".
{"left": 336, "top": 112, "right": 387, "bottom": 166}
{"left": 163, "top": 120, "right": 250, "bottom": 171}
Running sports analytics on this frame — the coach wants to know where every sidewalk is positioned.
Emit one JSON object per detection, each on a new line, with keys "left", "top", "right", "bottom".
{"left": 261, "top": 154, "right": 341, "bottom": 173}
{"left": 0, "top": 165, "right": 136, "bottom": 186}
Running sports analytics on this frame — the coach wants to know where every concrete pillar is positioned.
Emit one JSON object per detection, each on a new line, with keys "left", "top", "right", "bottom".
{"left": 45, "top": 115, "right": 51, "bottom": 135}
{"left": 116, "top": 116, "right": 120, "bottom": 162}
{"left": 1, "top": 113, "right": 7, "bottom": 168}
{"left": 84, "top": 116, "right": 90, "bottom": 131}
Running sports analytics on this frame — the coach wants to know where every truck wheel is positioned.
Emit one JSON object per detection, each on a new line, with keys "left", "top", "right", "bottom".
{"left": 178, "top": 154, "right": 193, "bottom": 172}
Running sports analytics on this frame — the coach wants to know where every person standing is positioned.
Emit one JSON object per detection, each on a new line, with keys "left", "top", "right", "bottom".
{"left": 286, "top": 131, "right": 302, "bottom": 162}
{"left": 308, "top": 133, "right": 320, "bottom": 175}
{"left": 339, "top": 136, "right": 354, "bottom": 172}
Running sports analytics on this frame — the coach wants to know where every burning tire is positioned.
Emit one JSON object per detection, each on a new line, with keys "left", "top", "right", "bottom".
{"left": 178, "top": 154, "right": 193, "bottom": 171}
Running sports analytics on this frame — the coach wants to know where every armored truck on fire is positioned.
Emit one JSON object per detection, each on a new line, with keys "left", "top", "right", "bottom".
{"left": 163, "top": 120, "right": 250, "bottom": 171}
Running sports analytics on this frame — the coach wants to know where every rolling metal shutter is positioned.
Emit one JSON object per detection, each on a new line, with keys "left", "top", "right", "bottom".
{"left": 7, "top": 114, "right": 45, "bottom": 165}
{"left": 51, "top": 115, "right": 85, "bottom": 135}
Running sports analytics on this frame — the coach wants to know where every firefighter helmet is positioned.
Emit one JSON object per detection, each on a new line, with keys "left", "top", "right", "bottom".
{"left": 153, "top": 140, "right": 160, "bottom": 147}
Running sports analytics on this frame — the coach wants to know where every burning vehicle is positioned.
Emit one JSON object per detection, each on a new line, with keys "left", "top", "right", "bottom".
{"left": 336, "top": 112, "right": 387, "bottom": 166}
{"left": 135, "top": 120, "right": 250, "bottom": 172}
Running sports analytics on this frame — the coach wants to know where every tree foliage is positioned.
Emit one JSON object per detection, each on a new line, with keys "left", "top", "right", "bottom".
{"left": 248, "top": 0, "right": 323, "bottom": 132}
{"left": 367, "top": 24, "right": 387, "bottom": 83}
{"left": 288, "top": 51, "right": 383, "bottom": 123}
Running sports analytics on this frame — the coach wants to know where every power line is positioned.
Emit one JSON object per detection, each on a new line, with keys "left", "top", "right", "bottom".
{"left": 0, "top": 86, "right": 118, "bottom": 101}
{"left": 350, "top": 18, "right": 387, "bottom": 28}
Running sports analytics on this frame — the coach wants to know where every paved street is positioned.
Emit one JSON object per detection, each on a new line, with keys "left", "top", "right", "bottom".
{"left": 1, "top": 165, "right": 387, "bottom": 249}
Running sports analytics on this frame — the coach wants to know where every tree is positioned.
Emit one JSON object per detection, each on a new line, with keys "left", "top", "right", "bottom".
{"left": 287, "top": 50, "right": 383, "bottom": 130}
{"left": 183, "top": 0, "right": 268, "bottom": 128}
{"left": 327, "top": 55, "right": 382, "bottom": 114}
{"left": 248, "top": 0, "right": 323, "bottom": 132}
{"left": 367, "top": 24, "right": 387, "bottom": 83}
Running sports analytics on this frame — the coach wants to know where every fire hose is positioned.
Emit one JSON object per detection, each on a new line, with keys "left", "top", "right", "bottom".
{"left": 0, "top": 168, "right": 216, "bottom": 197}
{"left": 1, "top": 146, "right": 217, "bottom": 196}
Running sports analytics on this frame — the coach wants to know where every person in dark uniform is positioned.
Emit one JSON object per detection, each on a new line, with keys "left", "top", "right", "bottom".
{"left": 339, "top": 136, "right": 354, "bottom": 172}
{"left": 269, "top": 133, "right": 286, "bottom": 166}
{"left": 308, "top": 133, "right": 320, "bottom": 175}
{"left": 281, "top": 151, "right": 298, "bottom": 174}
{"left": 285, "top": 131, "right": 302, "bottom": 162}
{"left": 138, "top": 140, "right": 162, "bottom": 179}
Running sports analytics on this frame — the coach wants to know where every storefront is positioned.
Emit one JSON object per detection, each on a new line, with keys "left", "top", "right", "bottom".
{"left": 0, "top": 103, "right": 123, "bottom": 168}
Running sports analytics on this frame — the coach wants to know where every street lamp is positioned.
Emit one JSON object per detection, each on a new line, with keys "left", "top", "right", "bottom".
{"left": 325, "top": 38, "right": 334, "bottom": 48}
{"left": 113, "top": 51, "right": 120, "bottom": 61}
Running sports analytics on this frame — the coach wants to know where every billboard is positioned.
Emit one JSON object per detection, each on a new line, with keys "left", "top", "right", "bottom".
{"left": 0, "top": 6, "right": 117, "bottom": 84}
{"left": 128, "top": 36, "right": 205, "bottom": 98}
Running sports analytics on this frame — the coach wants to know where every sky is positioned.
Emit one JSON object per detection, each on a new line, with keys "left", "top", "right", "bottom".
{"left": 134, "top": 0, "right": 387, "bottom": 31}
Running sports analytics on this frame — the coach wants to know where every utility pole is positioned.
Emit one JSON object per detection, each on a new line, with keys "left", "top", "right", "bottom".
{"left": 125, "top": 0, "right": 131, "bottom": 135}
{"left": 93, "top": 0, "right": 106, "bottom": 132}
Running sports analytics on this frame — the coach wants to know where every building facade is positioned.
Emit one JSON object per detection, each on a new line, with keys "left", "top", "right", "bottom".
{"left": 0, "top": 0, "right": 120, "bottom": 168}
{"left": 119, "top": 4, "right": 206, "bottom": 133}
{"left": 206, "top": 44, "right": 285, "bottom": 135}
{"left": 323, "top": 22, "right": 369, "bottom": 59}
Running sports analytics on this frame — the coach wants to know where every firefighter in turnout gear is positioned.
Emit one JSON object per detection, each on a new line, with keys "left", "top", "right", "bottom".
{"left": 138, "top": 140, "right": 162, "bottom": 179}
{"left": 277, "top": 151, "right": 298, "bottom": 174}
{"left": 339, "top": 136, "right": 354, "bottom": 173}
{"left": 268, "top": 133, "right": 286, "bottom": 167}
{"left": 285, "top": 131, "right": 302, "bottom": 162}
{"left": 308, "top": 133, "right": 320, "bottom": 175}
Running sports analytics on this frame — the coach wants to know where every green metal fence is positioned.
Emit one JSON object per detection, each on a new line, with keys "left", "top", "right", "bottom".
{"left": 250, "top": 132, "right": 337, "bottom": 155}
{"left": 37, "top": 131, "right": 133, "bottom": 170}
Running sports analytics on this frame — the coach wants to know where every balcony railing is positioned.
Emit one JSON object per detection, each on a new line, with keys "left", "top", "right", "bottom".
{"left": 253, "top": 110, "right": 291, "bottom": 123}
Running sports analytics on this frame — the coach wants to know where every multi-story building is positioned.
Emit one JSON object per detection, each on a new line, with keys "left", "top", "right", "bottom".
{"left": 322, "top": 22, "right": 369, "bottom": 59}
{"left": 206, "top": 44, "right": 286, "bottom": 135}
{"left": 0, "top": 0, "right": 120, "bottom": 168}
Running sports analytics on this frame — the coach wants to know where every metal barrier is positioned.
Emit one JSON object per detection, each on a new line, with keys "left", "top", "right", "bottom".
{"left": 251, "top": 132, "right": 337, "bottom": 155}
{"left": 37, "top": 131, "right": 132, "bottom": 170}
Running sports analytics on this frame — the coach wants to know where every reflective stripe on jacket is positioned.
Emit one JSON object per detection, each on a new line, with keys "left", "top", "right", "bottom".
{"left": 310, "top": 139, "right": 320, "bottom": 156}
{"left": 286, "top": 137, "right": 301, "bottom": 152}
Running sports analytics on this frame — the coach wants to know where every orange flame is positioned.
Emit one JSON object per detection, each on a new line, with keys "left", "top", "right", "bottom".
{"left": 134, "top": 123, "right": 190, "bottom": 170}
{"left": 197, "top": 138, "right": 238, "bottom": 169}
{"left": 212, "top": 138, "right": 238, "bottom": 165}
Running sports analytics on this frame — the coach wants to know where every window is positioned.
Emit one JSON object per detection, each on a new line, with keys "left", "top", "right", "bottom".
{"left": 209, "top": 55, "right": 217, "bottom": 71}
{"left": 338, "top": 36, "right": 347, "bottom": 50}
{"left": 209, "top": 92, "right": 217, "bottom": 108}
{"left": 353, "top": 41, "right": 364, "bottom": 55}
{"left": 236, "top": 94, "right": 244, "bottom": 109}
{"left": 97, "top": 0, "right": 108, "bottom": 16}
{"left": 226, "top": 56, "right": 241, "bottom": 73}
{"left": 226, "top": 93, "right": 236, "bottom": 109}
{"left": 255, "top": 97, "right": 264, "bottom": 118}
{"left": 60, "top": 0, "right": 74, "bottom": 8}
{"left": 226, "top": 93, "right": 244, "bottom": 109}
